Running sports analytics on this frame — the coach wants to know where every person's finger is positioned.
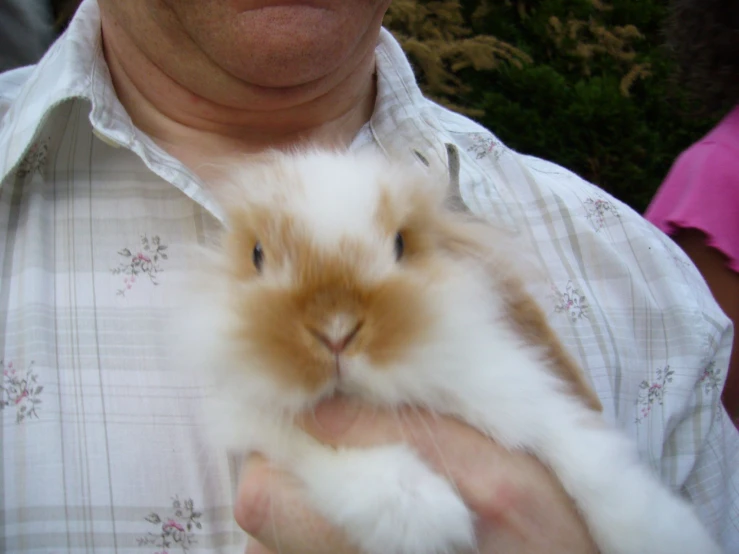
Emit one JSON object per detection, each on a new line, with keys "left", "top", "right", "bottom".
{"left": 235, "top": 454, "right": 360, "bottom": 554}
{"left": 297, "top": 396, "right": 519, "bottom": 514}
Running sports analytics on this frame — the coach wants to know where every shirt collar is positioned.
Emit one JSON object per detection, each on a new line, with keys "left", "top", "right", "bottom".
{"left": 0, "top": 0, "right": 457, "bottom": 215}
{"left": 0, "top": 0, "right": 102, "bottom": 180}
{"left": 369, "top": 28, "right": 454, "bottom": 174}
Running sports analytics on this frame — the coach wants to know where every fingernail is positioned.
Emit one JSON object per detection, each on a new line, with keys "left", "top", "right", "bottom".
{"left": 306, "top": 396, "right": 362, "bottom": 439}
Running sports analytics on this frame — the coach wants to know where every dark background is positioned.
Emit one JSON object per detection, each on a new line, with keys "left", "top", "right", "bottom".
{"left": 384, "top": 0, "right": 720, "bottom": 214}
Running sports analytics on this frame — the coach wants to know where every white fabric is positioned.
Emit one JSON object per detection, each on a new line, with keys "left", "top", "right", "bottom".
{"left": 0, "top": 1, "right": 737, "bottom": 552}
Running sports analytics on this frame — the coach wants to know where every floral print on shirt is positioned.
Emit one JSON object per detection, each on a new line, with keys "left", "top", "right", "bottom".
{"left": 553, "top": 280, "right": 589, "bottom": 321}
{"left": 698, "top": 361, "right": 722, "bottom": 394}
{"left": 466, "top": 133, "right": 502, "bottom": 161}
{"left": 112, "top": 234, "right": 169, "bottom": 297}
{"left": 584, "top": 196, "right": 620, "bottom": 232}
{"left": 635, "top": 365, "right": 675, "bottom": 424}
{"left": 138, "top": 496, "right": 203, "bottom": 553}
{"left": 0, "top": 360, "right": 42, "bottom": 423}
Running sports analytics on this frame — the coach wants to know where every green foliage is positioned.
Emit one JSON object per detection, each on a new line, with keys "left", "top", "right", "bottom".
{"left": 384, "top": 0, "right": 532, "bottom": 116}
{"left": 384, "top": 0, "right": 720, "bottom": 213}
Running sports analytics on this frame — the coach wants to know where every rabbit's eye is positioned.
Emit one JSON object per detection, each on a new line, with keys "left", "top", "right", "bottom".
{"left": 252, "top": 242, "right": 264, "bottom": 272}
{"left": 394, "top": 232, "right": 404, "bottom": 261}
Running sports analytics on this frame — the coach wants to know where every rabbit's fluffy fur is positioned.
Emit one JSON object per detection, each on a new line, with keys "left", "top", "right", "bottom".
{"left": 172, "top": 148, "right": 721, "bottom": 554}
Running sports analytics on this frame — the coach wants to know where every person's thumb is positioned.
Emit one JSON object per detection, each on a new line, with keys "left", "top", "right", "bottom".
{"left": 235, "top": 454, "right": 359, "bottom": 554}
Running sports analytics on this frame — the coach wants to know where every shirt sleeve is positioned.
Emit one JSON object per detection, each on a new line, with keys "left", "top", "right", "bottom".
{"left": 645, "top": 142, "right": 739, "bottom": 273}
{"left": 678, "top": 319, "right": 739, "bottom": 550}
{"left": 490, "top": 145, "right": 739, "bottom": 550}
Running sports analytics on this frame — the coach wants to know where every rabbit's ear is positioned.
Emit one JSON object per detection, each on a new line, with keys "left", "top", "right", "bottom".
{"left": 432, "top": 208, "right": 602, "bottom": 412}
{"left": 501, "top": 276, "right": 603, "bottom": 413}
{"left": 426, "top": 204, "right": 602, "bottom": 413}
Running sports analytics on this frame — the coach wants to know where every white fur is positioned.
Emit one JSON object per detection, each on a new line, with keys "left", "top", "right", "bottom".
{"left": 172, "top": 149, "right": 723, "bottom": 554}
{"left": 297, "top": 444, "right": 476, "bottom": 554}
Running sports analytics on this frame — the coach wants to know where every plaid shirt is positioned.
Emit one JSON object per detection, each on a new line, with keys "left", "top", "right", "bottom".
{"left": 1, "top": 1, "right": 737, "bottom": 552}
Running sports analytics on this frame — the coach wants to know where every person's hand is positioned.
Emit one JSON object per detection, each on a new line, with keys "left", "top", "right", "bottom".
{"left": 234, "top": 396, "right": 599, "bottom": 554}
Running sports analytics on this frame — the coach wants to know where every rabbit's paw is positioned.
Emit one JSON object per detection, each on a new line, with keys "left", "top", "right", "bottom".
{"left": 304, "top": 444, "right": 475, "bottom": 554}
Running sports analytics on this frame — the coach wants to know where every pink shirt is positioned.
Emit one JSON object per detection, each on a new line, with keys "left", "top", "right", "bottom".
{"left": 646, "top": 105, "right": 739, "bottom": 273}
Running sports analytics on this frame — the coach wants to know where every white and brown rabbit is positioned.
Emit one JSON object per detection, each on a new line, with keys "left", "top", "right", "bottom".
{"left": 172, "top": 147, "right": 722, "bottom": 554}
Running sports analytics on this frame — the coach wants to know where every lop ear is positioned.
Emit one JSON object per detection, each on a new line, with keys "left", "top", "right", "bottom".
{"left": 431, "top": 213, "right": 603, "bottom": 413}
{"left": 500, "top": 275, "right": 604, "bottom": 413}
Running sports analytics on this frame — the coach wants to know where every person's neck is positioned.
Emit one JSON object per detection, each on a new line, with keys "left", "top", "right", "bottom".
{"left": 100, "top": 18, "right": 377, "bottom": 175}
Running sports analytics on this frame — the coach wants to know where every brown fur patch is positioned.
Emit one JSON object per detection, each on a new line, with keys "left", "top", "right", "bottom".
{"left": 499, "top": 277, "right": 603, "bottom": 412}
{"left": 374, "top": 188, "right": 400, "bottom": 237}
{"left": 224, "top": 201, "right": 433, "bottom": 393}
{"left": 423, "top": 208, "right": 603, "bottom": 413}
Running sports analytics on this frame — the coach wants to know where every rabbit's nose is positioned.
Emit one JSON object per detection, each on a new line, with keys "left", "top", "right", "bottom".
{"left": 310, "top": 315, "right": 363, "bottom": 355}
